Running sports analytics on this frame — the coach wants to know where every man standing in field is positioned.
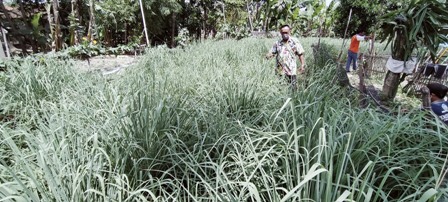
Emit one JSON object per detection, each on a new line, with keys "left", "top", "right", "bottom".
{"left": 345, "top": 30, "right": 371, "bottom": 73}
{"left": 266, "top": 25, "right": 306, "bottom": 90}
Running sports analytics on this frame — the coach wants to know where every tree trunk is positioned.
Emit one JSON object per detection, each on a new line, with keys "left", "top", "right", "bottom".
{"left": 222, "top": 3, "right": 226, "bottom": 25}
{"left": 246, "top": 1, "right": 253, "bottom": 32}
{"left": 254, "top": 1, "right": 262, "bottom": 30}
{"left": 70, "top": 0, "right": 80, "bottom": 45}
{"left": 52, "top": 0, "right": 62, "bottom": 51}
{"left": 381, "top": 29, "right": 407, "bottom": 101}
{"left": 45, "top": 2, "right": 55, "bottom": 51}
{"left": 122, "top": 22, "right": 129, "bottom": 46}
{"left": 381, "top": 70, "right": 402, "bottom": 102}
{"left": 1, "top": 0, "right": 28, "bottom": 54}
{"left": 203, "top": 2, "right": 208, "bottom": 39}
{"left": 171, "top": 13, "right": 176, "bottom": 48}
{"left": 87, "top": 0, "right": 96, "bottom": 42}
{"left": 263, "top": 0, "right": 270, "bottom": 33}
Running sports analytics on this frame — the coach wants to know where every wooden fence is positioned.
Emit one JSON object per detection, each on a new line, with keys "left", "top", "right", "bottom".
{"left": 362, "top": 54, "right": 389, "bottom": 79}
{"left": 361, "top": 54, "right": 448, "bottom": 96}
{"left": 403, "top": 63, "right": 448, "bottom": 95}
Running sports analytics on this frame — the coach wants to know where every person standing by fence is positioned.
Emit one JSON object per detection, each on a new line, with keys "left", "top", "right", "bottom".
{"left": 346, "top": 30, "right": 371, "bottom": 73}
{"left": 265, "top": 25, "right": 306, "bottom": 91}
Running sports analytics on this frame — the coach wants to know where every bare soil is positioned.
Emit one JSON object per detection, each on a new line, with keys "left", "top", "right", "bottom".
{"left": 73, "top": 55, "right": 140, "bottom": 75}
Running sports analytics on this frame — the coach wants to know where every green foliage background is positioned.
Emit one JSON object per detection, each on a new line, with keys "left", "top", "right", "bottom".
{"left": 0, "top": 0, "right": 424, "bottom": 53}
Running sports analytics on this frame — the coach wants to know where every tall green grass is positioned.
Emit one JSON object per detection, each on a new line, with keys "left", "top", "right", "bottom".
{"left": 0, "top": 37, "right": 447, "bottom": 201}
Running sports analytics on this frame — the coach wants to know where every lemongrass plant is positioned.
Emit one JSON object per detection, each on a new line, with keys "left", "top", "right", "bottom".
{"left": 0, "top": 37, "right": 446, "bottom": 201}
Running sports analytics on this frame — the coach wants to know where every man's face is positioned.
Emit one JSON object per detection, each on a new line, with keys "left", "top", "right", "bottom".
{"left": 280, "top": 27, "right": 291, "bottom": 41}
{"left": 430, "top": 93, "right": 439, "bottom": 102}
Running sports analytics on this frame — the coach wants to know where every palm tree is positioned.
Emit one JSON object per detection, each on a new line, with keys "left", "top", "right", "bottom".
{"left": 380, "top": 0, "right": 448, "bottom": 101}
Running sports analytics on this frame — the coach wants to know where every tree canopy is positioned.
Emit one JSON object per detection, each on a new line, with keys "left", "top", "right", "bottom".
{"left": 0, "top": 0, "right": 424, "bottom": 55}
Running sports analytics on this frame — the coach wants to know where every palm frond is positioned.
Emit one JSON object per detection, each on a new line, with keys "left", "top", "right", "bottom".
{"left": 379, "top": 0, "right": 448, "bottom": 62}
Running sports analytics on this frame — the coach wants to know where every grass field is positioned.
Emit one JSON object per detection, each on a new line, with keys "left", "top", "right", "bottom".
{"left": 0, "top": 37, "right": 447, "bottom": 201}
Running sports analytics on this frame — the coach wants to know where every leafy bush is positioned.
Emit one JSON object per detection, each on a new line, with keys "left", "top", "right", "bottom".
{"left": 62, "top": 43, "right": 107, "bottom": 59}
{"left": 61, "top": 42, "right": 141, "bottom": 58}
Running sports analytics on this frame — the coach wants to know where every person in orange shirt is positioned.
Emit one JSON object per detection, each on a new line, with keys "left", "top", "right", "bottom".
{"left": 345, "top": 30, "right": 371, "bottom": 72}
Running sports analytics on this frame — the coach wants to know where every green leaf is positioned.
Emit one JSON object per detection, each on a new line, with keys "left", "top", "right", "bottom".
{"left": 417, "top": 188, "right": 437, "bottom": 202}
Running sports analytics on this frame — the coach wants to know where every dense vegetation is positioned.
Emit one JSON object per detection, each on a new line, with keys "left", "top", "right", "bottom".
{"left": 1, "top": 0, "right": 414, "bottom": 54}
{"left": 1, "top": 38, "right": 447, "bottom": 201}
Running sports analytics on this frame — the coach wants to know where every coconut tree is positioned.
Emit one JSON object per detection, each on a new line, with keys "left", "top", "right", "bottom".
{"left": 380, "top": 0, "right": 448, "bottom": 101}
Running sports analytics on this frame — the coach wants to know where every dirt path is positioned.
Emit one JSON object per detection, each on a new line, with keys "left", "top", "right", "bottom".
{"left": 73, "top": 55, "right": 140, "bottom": 75}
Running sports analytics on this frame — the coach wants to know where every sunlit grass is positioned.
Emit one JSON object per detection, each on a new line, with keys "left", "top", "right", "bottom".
{"left": 0, "top": 37, "right": 446, "bottom": 201}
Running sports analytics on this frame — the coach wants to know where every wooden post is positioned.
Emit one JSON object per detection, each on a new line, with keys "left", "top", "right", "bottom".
{"left": 421, "top": 85, "right": 435, "bottom": 128}
{"left": 358, "top": 53, "right": 367, "bottom": 108}
{"left": 421, "top": 86, "right": 431, "bottom": 110}
{"left": 367, "top": 34, "right": 376, "bottom": 78}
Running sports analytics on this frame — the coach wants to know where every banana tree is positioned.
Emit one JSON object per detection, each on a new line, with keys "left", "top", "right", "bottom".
{"left": 268, "top": 0, "right": 309, "bottom": 33}
{"left": 69, "top": 0, "right": 81, "bottom": 46}
{"left": 87, "top": 0, "right": 96, "bottom": 42}
{"left": 45, "top": 0, "right": 62, "bottom": 51}
{"left": 380, "top": 0, "right": 448, "bottom": 101}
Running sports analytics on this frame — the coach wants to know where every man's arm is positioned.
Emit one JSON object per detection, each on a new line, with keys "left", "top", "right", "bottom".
{"left": 356, "top": 35, "right": 371, "bottom": 41}
{"left": 298, "top": 54, "right": 305, "bottom": 73}
{"left": 266, "top": 43, "right": 277, "bottom": 59}
{"left": 294, "top": 40, "right": 305, "bottom": 73}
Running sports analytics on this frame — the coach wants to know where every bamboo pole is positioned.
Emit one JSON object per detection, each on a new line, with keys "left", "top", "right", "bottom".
{"left": 366, "top": 32, "right": 376, "bottom": 77}
{"left": 336, "top": 8, "right": 352, "bottom": 62}
{"left": 0, "top": 34, "right": 5, "bottom": 58}
{"left": 1, "top": 27, "right": 10, "bottom": 58}
{"left": 139, "top": 0, "right": 150, "bottom": 46}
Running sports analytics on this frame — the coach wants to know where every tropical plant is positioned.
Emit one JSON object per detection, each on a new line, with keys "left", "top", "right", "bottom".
{"left": 95, "top": 0, "right": 139, "bottom": 46}
{"left": 332, "top": 0, "right": 412, "bottom": 37}
{"left": 264, "top": 0, "right": 307, "bottom": 34}
{"left": 379, "top": 0, "right": 448, "bottom": 101}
